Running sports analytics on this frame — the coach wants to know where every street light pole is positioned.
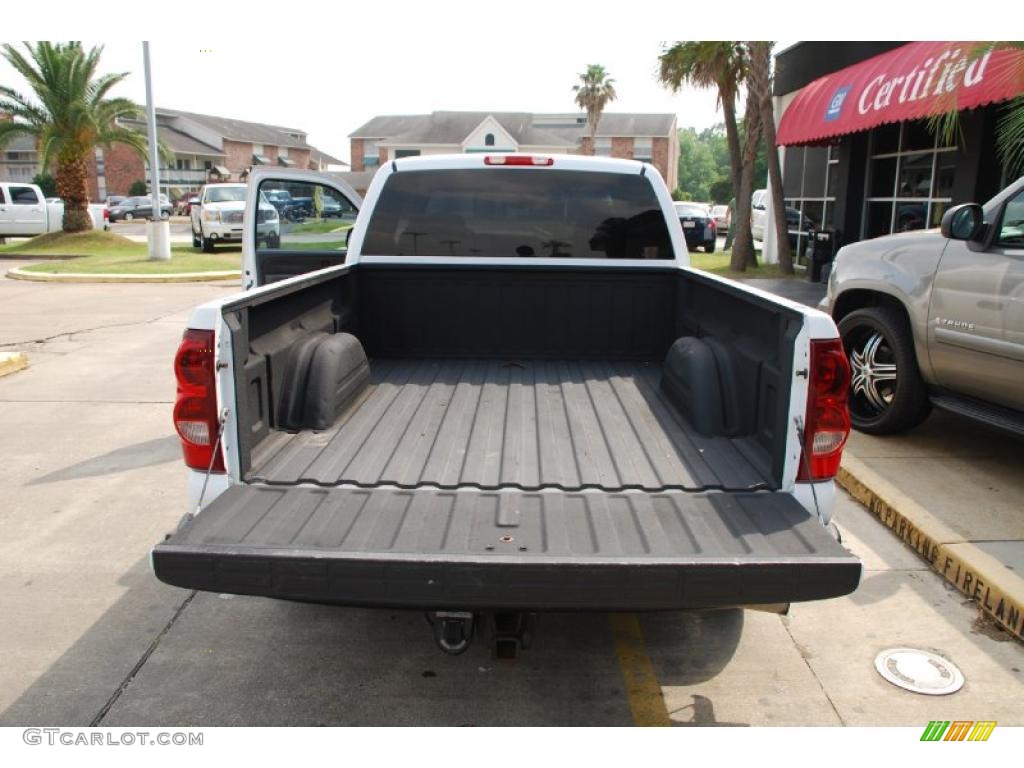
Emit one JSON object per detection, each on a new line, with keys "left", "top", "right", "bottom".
{"left": 143, "top": 41, "right": 170, "bottom": 260}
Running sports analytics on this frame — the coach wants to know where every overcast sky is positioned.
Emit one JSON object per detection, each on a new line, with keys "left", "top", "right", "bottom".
{"left": 1, "top": 1, "right": 997, "bottom": 165}
{"left": 0, "top": 39, "right": 740, "bottom": 164}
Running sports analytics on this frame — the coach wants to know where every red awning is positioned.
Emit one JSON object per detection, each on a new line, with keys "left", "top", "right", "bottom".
{"left": 777, "top": 42, "right": 1024, "bottom": 146}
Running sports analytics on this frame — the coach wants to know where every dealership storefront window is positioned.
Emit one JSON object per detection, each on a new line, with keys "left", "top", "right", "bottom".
{"left": 862, "top": 120, "right": 956, "bottom": 238}
{"left": 771, "top": 42, "right": 1024, "bottom": 261}
{"left": 784, "top": 144, "right": 838, "bottom": 262}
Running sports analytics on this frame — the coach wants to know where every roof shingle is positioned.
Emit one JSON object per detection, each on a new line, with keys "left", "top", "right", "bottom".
{"left": 349, "top": 111, "right": 675, "bottom": 144}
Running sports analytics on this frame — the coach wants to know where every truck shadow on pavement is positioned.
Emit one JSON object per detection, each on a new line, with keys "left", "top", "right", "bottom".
{"left": 1, "top": 557, "right": 744, "bottom": 727}
{"left": 28, "top": 436, "right": 180, "bottom": 485}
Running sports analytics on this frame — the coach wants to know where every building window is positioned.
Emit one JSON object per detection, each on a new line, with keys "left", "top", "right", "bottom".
{"left": 593, "top": 137, "right": 612, "bottom": 156}
{"left": 784, "top": 144, "right": 839, "bottom": 265}
{"left": 485, "top": 133, "right": 495, "bottom": 147}
{"left": 279, "top": 146, "right": 288, "bottom": 158}
{"left": 395, "top": 149, "right": 420, "bottom": 158}
{"left": 363, "top": 140, "right": 380, "bottom": 168}
{"left": 252, "top": 144, "right": 263, "bottom": 156}
{"left": 862, "top": 120, "right": 956, "bottom": 239}
{"left": 633, "top": 138, "right": 652, "bottom": 162}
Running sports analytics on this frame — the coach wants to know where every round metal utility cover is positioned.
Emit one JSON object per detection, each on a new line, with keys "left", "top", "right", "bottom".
{"left": 874, "top": 648, "right": 965, "bottom": 695}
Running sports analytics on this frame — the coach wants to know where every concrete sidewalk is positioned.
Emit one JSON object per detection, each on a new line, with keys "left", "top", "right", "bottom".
{"left": 840, "top": 409, "right": 1024, "bottom": 640}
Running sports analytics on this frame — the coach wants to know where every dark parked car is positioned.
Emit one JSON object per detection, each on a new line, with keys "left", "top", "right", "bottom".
{"left": 263, "top": 189, "right": 293, "bottom": 213}
{"left": 673, "top": 201, "right": 716, "bottom": 253}
{"left": 321, "top": 194, "right": 352, "bottom": 218}
{"left": 108, "top": 195, "right": 173, "bottom": 222}
{"left": 104, "top": 195, "right": 126, "bottom": 210}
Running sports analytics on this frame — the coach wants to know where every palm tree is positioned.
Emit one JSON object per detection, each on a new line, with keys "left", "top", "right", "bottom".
{"left": 659, "top": 41, "right": 757, "bottom": 270}
{"left": 573, "top": 64, "right": 617, "bottom": 149}
{"left": 0, "top": 42, "right": 149, "bottom": 232}
{"left": 747, "top": 41, "right": 792, "bottom": 274}
{"left": 929, "top": 42, "right": 1024, "bottom": 177}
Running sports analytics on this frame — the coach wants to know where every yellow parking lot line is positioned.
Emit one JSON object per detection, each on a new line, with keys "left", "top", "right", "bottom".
{"left": 609, "top": 613, "right": 672, "bottom": 726}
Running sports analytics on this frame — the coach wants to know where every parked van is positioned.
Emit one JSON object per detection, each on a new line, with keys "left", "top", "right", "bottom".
{"left": 751, "top": 188, "right": 768, "bottom": 241}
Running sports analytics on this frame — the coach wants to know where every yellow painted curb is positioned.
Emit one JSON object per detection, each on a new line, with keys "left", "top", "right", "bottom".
{"left": 838, "top": 453, "right": 1024, "bottom": 641}
{"left": 0, "top": 352, "right": 28, "bottom": 378}
{"left": 6, "top": 267, "right": 240, "bottom": 284}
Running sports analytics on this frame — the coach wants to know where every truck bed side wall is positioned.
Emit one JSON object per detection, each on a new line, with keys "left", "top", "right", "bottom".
{"left": 676, "top": 271, "right": 803, "bottom": 483}
{"left": 224, "top": 265, "right": 801, "bottom": 486}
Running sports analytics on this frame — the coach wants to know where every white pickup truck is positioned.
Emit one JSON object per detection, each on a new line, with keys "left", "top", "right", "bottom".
{"left": 0, "top": 182, "right": 107, "bottom": 237}
{"left": 190, "top": 182, "right": 280, "bottom": 252}
{"left": 153, "top": 155, "right": 860, "bottom": 656}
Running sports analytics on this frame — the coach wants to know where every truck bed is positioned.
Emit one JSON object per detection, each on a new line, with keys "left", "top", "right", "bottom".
{"left": 247, "top": 358, "right": 771, "bottom": 492}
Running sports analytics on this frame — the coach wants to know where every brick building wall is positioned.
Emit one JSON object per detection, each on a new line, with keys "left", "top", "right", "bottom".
{"left": 88, "top": 143, "right": 145, "bottom": 199}
{"left": 579, "top": 137, "right": 592, "bottom": 155}
{"left": 378, "top": 145, "right": 388, "bottom": 165}
{"left": 651, "top": 137, "right": 670, "bottom": 188}
{"left": 611, "top": 137, "right": 633, "bottom": 160}
{"left": 350, "top": 139, "right": 365, "bottom": 172}
{"left": 223, "top": 139, "right": 253, "bottom": 177}
{"left": 289, "top": 147, "right": 311, "bottom": 169}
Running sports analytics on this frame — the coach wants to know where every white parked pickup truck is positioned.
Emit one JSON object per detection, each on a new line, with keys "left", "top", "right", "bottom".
{"left": 191, "top": 182, "right": 279, "bottom": 252}
{"left": 154, "top": 155, "right": 860, "bottom": 656}
{"left": 0, "top": 182, "right": 107, "bottom": 237}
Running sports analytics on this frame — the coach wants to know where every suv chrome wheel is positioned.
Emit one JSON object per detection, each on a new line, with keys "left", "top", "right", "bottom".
{"left": 848, "top": 330, "right": 897, "bottom": 416}
{"left": 837, "top": 306, "right": 930, "bottom": 434}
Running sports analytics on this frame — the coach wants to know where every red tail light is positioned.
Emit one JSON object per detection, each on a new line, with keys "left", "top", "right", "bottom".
{"left": 484, "top": 155, "right": 554, "bottom": 166}
{"left": 797, "top": 338, "right": 851, "bottom": 482}
{"left": 173, "top": 329, "right": 225, "bottom": 473}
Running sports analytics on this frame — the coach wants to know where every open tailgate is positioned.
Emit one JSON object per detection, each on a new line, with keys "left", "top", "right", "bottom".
{"left": 153, "top": 486, "right": 860, "bottom": 611}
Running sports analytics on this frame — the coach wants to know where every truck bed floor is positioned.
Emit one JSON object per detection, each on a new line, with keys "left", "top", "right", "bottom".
{"left": 248, "top": 358, "right": 770, "bottom": 492}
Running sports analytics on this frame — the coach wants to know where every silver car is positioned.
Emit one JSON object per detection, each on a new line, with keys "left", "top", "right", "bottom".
{"left": 711, "top": 204, "right": 730, "bottom": 232}
{"left": 820, "top": 177, "right": 1024, "bottom": 435}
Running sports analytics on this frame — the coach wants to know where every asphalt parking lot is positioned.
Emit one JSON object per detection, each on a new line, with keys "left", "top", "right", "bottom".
{"left": 0, "top": 272, "right": 1021, "bottom": 727}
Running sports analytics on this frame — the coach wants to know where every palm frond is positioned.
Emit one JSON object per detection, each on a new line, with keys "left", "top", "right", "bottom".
{"left": 997, "top": 95, "right": 1024, "bottom": 176}
{"left": 0, "top": 120, "right": 40, "bottom": 145}
{"left": 1, "top": 41, "right": 145, "bottom": 229}
{"left": 928, "top": 42, "right": 1024, "bottom": 154}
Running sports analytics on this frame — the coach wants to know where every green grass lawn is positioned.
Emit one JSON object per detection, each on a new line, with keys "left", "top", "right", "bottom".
{"left": 279, "top": 240, "right": 347, "bottom": 251}
{"left": 1, "top": 230, "right": 146, "bottom": 257}
{"left": 22, "top": 247, "right": 241, "bottom": 274}
{"left": 689, "top": 250, "right": 796, "bottom": 280}
{"left": 285, "top": 219, "right": 354, "bottom": 235}
{"left": 2, "top": 231, "right": 240, "bottom": 274}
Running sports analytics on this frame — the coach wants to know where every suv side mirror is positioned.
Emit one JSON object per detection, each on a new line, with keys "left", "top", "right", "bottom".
{"left": 941, "top": 203, "right": 983, "bottom": 241}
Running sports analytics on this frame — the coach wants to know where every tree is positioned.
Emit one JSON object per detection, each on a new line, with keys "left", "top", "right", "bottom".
{"left": 128, "top": 179, "right": 147, "bottom": 196}
{"left": 929, "top": 42, "right": 1024, "bottom": 177}
{"left": 708, "top": 178, "right": 732, "bottom": 204}
{"left": 659, "top": 42, "right": 757, "bottom": 270}
{"left": 0, "top": 42, "right": 149, "bottom": 232}
{"left": 573, "top": 64, "right": 617, "bottom": 149}
{"left": 730, "top": 89, "right": 762, "bottom": 270}
{"left": 675, "top": 127, "right": 719, "bottom": 201}
{"left": 747, "top": 41, "right": 793, "bottom": 274}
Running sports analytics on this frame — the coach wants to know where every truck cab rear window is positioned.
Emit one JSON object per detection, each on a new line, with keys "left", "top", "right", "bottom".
{"left": 362, "top": 169, "right": 673, "bottom": 259}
